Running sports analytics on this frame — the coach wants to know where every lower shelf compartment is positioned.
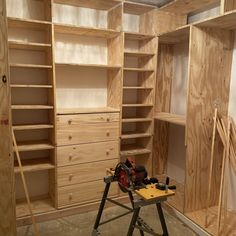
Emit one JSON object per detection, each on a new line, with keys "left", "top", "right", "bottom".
{"left": 120, "top": 144, "right": 151, "bottom": 157}
{"left": 16, "top": 197, "right": 55, "bottom": 218}
{"left": 186, "top": 206, "right": 236, "bottom": 236}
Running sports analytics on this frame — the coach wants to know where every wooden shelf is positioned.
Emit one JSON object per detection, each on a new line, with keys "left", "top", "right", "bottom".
{"left": 11, "top": 84, "right": 53, "bottom": 89}
{"left": 122, "top": 118, "right": 152, "bottom": 123}
{"left": 13, "top": 124, "right": 54, "bottom": 131}
{"left": 123, "top": 86, "right": 153, "bottom": 90}
{"left": 124, "top": 1, "right": 156, "bottom": 15}
{"left": 195, "top": 9, "right": 236, "bottom": 30}
{"left": 16, "top": 197, "right": 55, "bottom": 218}
{"left": 53, "top": 0, "right": 121, "bottom": 10}
{"left": 14, "top": 158, "right": 55, "bottom": 173}
{"left": 121, "top": 132, "right": 152, "bottom": 139}
{"left": 158, "top": 25, "right": 190, "bottom": 44}
{"left": 54, "top": 23, "right": 120, "bottom": 39}
{"left": 11, "top": 105, "right": 54, "bottom": 110}
{"left": 10, "top": 63, "right": 52, "bottom": 69}
{"left": 122, "top": 104, "right": 153, "bottom": 107}
{"left": 120, "top": 144, "right": 151, "bottom": 157}
{"left": 8, "top": 17, "right": 51, "bottom": 30}
{"left": 13, "top": 140, "right": 54, "bottom": 152}
{"left": 124, "top": 68, "right": 154, "bottom": 72}
{"left": 55, "top": 62, "right": 121, "bottom": 70}
{"left": 125, "top": 32, "right": 155, "bottom": 40}
{"left": 159, "top": 0, "right": 219, "bottom": 15}
{"left": 155, "top": 112, "right": 186, "bottom": 126}
{"left": 124, "top": 51, "right": 155, "bottom": 57}
{"left": 8, "top": 41, "right": 51, "bottom": 51}
{"left": 57, "top": 107, "right": 120, "bottom": 115}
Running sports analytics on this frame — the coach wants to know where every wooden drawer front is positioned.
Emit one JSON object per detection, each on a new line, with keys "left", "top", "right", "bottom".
{"left": 57, "top": 113, "right": 119, "bottom": 125}
{"left": 57, "top": 180, "right": 118, "bottom": 208}
{"left": 57, "top": 159, "right": 118, "bottom": 187}
{"left": 57, "top": 122, "right": 119, "bottom": 145}
{"left": 57, "top": 141, "right": 119, "bottom": 167}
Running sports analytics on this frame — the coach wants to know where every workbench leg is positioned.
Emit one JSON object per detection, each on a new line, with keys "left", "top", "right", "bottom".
{"left": 127, "top": 207, "right": 140, "bottom": 236}
{"left": 156, "top": 202, "right": 168, "bottom": 236}
{"left": 93, "top": 182, "right": 111, "bottom": 230}
{"left": 128, "top": 192, "right": 144, "bottom": 236}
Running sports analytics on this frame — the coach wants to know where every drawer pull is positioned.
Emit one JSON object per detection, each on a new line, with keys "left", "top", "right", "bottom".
{"left": 68, "top": 119, "right": 72, "bottom": 125}
{"left": 68, "top": 135, "right": 72, "bottom": 140}
{"left": 106, "top": 131, "right": 110, "bottom": 136}
{"left": 69, "top": 174, "right": 73, "bottom": 181}
{"left": 106, "top": 150, "right": 110, "bottom": 155}
{"left": 106, "top": 117, "right": 110, "bottom": 122}
{"left": 69, "top": 154, "right": 73, "bottom": 161}
{"left": 69, "top": 193, "right": 73, "bottom": 200}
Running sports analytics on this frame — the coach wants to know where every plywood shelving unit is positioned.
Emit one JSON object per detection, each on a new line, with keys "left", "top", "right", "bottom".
{"left": 1, "top": 0, "right": 236, "bottom": 235}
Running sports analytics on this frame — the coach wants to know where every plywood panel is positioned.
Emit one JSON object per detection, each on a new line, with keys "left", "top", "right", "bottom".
{"left": 153, "top": 45, "right": 173, "bottom": 175}
{"left": 0, "top": 0, "right": 16, "bottom": 235}
{"left": 185, "top": 26, "right": 234, "bottom": 212}
{"left": 224, "top": 0, "right": 236, "bottom": 12}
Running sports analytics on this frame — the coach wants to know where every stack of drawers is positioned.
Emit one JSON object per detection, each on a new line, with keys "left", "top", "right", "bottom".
{"left": 56, "top": 112, "right": 120, "bottom": 208}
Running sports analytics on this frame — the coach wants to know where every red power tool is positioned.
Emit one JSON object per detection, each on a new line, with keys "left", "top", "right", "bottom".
{"left": 114, "top": 158, "right": 148, "bottom": 192}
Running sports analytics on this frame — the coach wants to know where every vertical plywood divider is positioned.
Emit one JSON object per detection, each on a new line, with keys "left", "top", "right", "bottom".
{"left": 0, "top": 0, "right": 16, "bottom": 235}
{"left": 153, "top": 44, "right": 173, "bottom": 175}
{"left": 108, "top": 4, "right": 123, "bottom": 31}
{"left": 223, "top": 0, "right": 236, "bottom": 12}
{"left": 185, "top": 26, "right": 234, "bottom": 212}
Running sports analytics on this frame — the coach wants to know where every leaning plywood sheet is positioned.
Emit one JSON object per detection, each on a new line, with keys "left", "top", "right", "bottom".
{"left": 0, "top": 0, "right": 16, "bottom": 235}
{"left": 185, "top": 26, "right": 234, "bottom": 212}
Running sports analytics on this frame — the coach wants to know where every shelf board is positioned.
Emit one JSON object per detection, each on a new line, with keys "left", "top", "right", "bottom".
{"left": 124, "top": 51, "right": 155, "bottom": 57}
{"left": 159, "top": 0, "right": 219, "bottom": 15}
{"left": 195, "top": 9, "right": 236, "bottom": 30}
{"left": 13, "top": 124, "right": 54, "bottom": 131}
{"left": 57, "top": 107, "right": 120, "bottom": 115}
{"left": 120, "top": 144, "right": 151, "bottom": 157}
{"left": 125, "top": 31, "right": 155, "bottom": 40}
{"left": 53, "top": 0, "right": 121, "bottom": 10}
{"left": 54, "top": 23, "right": 120, "bottom": 39}
{"left": 158, "top": 25, "right": 190, "bottom": 44}
{"left": 13, "top": 140, "right": 54, "bottom": 152}
{"left": 122, "top": 104, "right": 153, "bottom": 107}
{"left": 8, "top": 17, "right": 51, "bottom": 30}
{"left": 124, "top": 68, "right": 154, "bottom": 72}
{"left": 122, "top": 118, "right": 152, "bottom": 123}
{"left": 8, "top": 40, "right": 51, "bottom": 51}
{"left": 16, "top": 197, "right": 55, "bottom": 218}
{"left": 55, "top": 62, "right": 121, "bottom": 70}
{"left": 124, "top": 1, "right": 156, "bottom": 15}
{"left": 155, "top": 112, "right": 186, "bottom": 126}
{"left": 11, "top": 84, "right": 53, "bottom": 89}
{"left": 10, "top": 63, "right": 52, "bottom": 69}
{"left": 14, "top": 158, "right": 55, "bottom": 173}
{"left": 123, "top": 86, "right": 153, "bottom": 90}
{"left": 121, "top": 132, "right": 152, "bottom": 139}
{"left": 11, "top": 105, "right": 54, "bottom": 110}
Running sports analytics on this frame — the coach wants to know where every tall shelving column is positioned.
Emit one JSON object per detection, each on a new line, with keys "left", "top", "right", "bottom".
{"left": 120, "top": 1, "right": 157, "bottom": 174}
{"left": 6, "top": 0, "right": 56, "bottom": 217}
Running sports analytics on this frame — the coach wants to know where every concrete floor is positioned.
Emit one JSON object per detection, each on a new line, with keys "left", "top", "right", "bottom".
{"left": 17, "top": 204, "right": 200, "bottom": 236}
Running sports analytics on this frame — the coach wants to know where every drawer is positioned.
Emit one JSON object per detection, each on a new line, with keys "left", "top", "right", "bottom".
{"left": 57, "top": 159, "right": 118, "bottom": 187}
{"left": 57, "top": 122, "right": 119, "bottom": 145}
{"left": 57, "top": 113, "right": 119, "bottom": 125}
{"left": 57, "top": 180, "right": 118, "bottom": 208}
{"left": 57, "top": 141, "right": 119, "bottom": 167}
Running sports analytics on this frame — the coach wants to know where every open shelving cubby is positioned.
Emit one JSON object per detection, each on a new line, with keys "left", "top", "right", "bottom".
{"left": 6, "top": 0, "right": 56, "bottom": 218}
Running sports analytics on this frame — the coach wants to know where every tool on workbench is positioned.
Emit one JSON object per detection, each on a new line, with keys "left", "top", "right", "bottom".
{"left": 156, "top": 177, "right": 176, "bottom": 192}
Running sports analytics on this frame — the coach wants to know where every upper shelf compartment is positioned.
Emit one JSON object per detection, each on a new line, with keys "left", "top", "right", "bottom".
{"left": 160, "top": 0, "right": 220, "bottom": 15}
{"left": 123, "top": 1, "right": 156, "bottom": 36}
{"left": 6, "top": 0, "right": 52, "bottom": 22}
{"left": 53, "top": 0, "right": 122, "bottom": 31}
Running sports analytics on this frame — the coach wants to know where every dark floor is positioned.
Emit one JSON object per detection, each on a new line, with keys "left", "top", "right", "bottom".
{"left": 17, "top": 204, "right": 200, "bottom": 236}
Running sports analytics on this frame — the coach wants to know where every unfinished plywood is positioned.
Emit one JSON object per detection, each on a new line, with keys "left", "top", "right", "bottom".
{"left": 0, "top": 1, "right": 16, "bottom": 235}
{"left": 185, "top": 26, "right": 234, "bottom": 212}
{"left": 224, "top": 0, "right": 236, "bottom": 12}
{"left": 160, "top": 0, "right": 220, "bottom": 15}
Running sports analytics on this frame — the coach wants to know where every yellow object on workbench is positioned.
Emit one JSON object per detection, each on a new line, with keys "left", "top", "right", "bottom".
{"left": 135, "top": 184, "right": 175, "bottom": 201}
